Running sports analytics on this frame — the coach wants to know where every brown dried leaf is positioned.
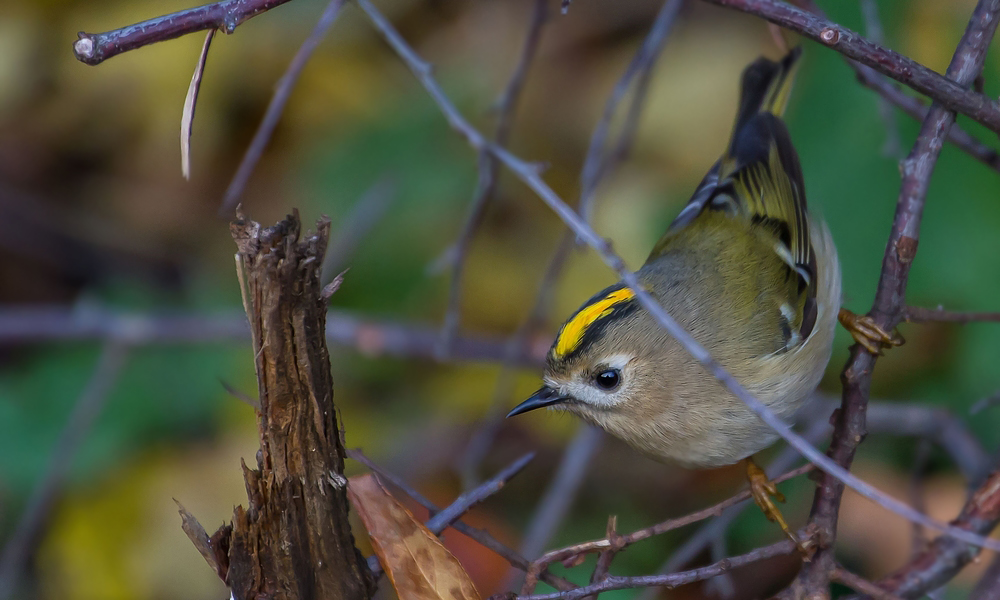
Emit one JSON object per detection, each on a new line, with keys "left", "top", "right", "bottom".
{"left": 175, "top": 499, "right": 227, "bottom": 580}
{"left": 348, "top": 474, "right": 482, "bottom": 600}
{"left": 180, "top": 29, "right": 215, "bottom": 180}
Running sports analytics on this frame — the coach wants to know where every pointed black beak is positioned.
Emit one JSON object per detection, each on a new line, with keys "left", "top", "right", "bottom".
{"left": 507, "top": 386, "right": 570, "bottom": 418}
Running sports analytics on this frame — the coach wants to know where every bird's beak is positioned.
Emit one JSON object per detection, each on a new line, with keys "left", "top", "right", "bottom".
{"left": 507, "top": 386, "right": 570, "bottom": 418}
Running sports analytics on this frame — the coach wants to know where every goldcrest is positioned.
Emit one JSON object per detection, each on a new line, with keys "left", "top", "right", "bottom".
{"left": 509, "top": 49, "right": 839, "bottom": 485}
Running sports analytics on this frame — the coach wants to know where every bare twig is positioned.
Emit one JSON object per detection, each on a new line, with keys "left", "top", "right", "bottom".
{"left": 219, "top": 0, "right": 347, "bottom": 216}
{"left": 907, "top": 441, "right": 932, "bottom": 555}
{"left": 873, "top": 466, "right": 1000, "bottom": 599}
{"left": 357, "top": 0, "right": 1000, "bottom": 551}
{"left": 636, "top": 418, "right": 831, "bottom": 600}
{"left": 792, "top": 0, "right": 1000, "bottom": 593}
{"left": 850, "top": 399, "right": 991, "bottom": 483}
{"left": 971, "top": 551, "right": 1000, "bottom": 600}
{"left": 798, "top": 0, "right": 1000, "bottom": 173}
{"left": 519, "top": 539, "right": 798, "bottom": 600}
{"left": 970, "top": 391, "right": 1000, "bottom": 416}
{"left": 0, "top": 341, "right": 130, "bottom": 598}
{"left": 518, "top": 425, "right": 605, "bottom": 560}
{"left": 73, "top": 0, "right": 298, "bottom": 65}
{"left": 321, "top": 177, "right": 395, "bottom": 285}
{"left": 438, "top": 0, "right": 548, "bottom": 356}
{"left": 904, "top": 306, "right": 1000, "bottom": 324}
{"left": 524, "top": 464, "right": 814, "bottom": 593}
{"left": 461, "top": 0, "right": 680, "bottom": 487}
{"left": 346, "top": 449, "right": 575, "bottom": 592}
{"left": 458, "top": 232, "right": 574, "bottom": 490}
{"left": 700, "top": 0, "right": 1000, "bottom": 134}
{"left": 832, "top": 564, "right": 905, "bottom": 600}
{"left": 858, "top": 0, "right": 902, "bottom": 159}
{"left": 578, "top": 0, "right": 682, "bottom": 224}
{"left": 0, "top": 305, "right": 546, "bottom": 366}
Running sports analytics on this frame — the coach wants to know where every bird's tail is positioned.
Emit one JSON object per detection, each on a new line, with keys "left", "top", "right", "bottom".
{"left": 729, "top": 47, "right": 802, "bottom": 146}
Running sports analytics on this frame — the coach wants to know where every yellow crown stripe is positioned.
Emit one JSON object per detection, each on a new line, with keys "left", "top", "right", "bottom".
{"left": 554, "top": 287, "right": 636, "bottom": 358}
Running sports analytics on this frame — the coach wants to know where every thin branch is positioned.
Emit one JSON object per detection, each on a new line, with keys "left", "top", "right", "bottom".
{"left": 971, "top": 551, "right": 1000, "bottom": 600}
{"left": 858, "top": 0, "right": 902, "bottom": 159}
{"left": 904, "top": 306, "right": 1000, "bottom": 324}
{"left": 636, "top": 418, "right": 831, "bottom": 600}
{"left": 523, "top": 463, "right": 814, "bottom": 593}
{"left": 794, "top": 0, "right": 1000, "bottom": 592}
{"left": 873, "top": 465, "right": 1000, "bottom": 599}
{"left": 346, "top": 449, "right": 575, "bottom": 592}
{"left": 518, "top": 539, "right": 798, "bottom": 600}
{"left": 700, "top": 0, "right": 1000, "bottom": 134}
{"left": 219, "top": 0, "right": 347, "bottom": 216}
{"left": 357, "top": 0, "right": 1000, "bottom": 552}
{"left": 0, "top": 305, "right": 546, "bottom": 367}
{"left": 458, "top": 232, "right": 574, "bottom": 489}
{"left": 320, "top": 177, "right": 395, "bottom": 285}
{"left": 0, "top": 341, "right": 130, "bottom": 598}
{"left": 518, "top": 425, "right": 605, "bottom": 563}
{"left": 362, "top": 452, "right": 535, "bottom": 575}
{"left": 461, "top": 0, "right": 680, "bottom": 488}
{"left": 73, "top": 0, "right": 298, "bottom": 66}
{"left": 799, "top": 0, "right": 1000, "bottom": 173}
{"left": 438, "top": 0, "right": 549, "bottom": 357}
{"left": 832, "top": 564, "right": 905, "bottom": 600}
{"left": 578, "top": 0, "right": 683, "bottom": 224}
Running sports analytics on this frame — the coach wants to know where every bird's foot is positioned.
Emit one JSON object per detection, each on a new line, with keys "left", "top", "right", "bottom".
{"left": 746, "top": 459, "right": 811, "bottom": 558}
{"left": 838, "top": 308, "right": 904, "bottom": 356}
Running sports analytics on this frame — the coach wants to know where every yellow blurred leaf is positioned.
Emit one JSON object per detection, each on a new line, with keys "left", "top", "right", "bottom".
{"left": 347, "top": 474, "right": 481, "bottom": 600}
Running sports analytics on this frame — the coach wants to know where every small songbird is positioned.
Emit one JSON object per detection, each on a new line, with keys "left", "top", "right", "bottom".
{"left": 507, "top": 48, "right": 872, "bottom": 548}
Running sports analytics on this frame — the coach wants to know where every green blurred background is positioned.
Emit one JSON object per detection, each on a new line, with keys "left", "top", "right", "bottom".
{"left": 1, "top": 0, "right": 998, "bottom": 598}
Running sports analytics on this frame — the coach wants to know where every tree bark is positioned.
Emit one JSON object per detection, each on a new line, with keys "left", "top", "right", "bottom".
{"left": 183, "top": 210, "right": 375, "bottom": 600}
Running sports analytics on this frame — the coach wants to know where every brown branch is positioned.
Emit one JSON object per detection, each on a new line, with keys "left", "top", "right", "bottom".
{"left": 357, "top": 0, "right": 1000, "bottom": 552}
{"left": 0, "top": 305, "right": 547, "bottom": 367}
{"left": 521, "top": 464, "right": 814, "bottom": 594}
{"left": 73, "top": 0, "right": 298, "bottom": 66}
{"left": 518, "top": 539, "right": 798, "bottom": 600}
{"left": 874, "top": 466, "right": 1000, "bottom": 599}
{"left": 219, "top": 0, "right": 347, "bottom": 215}
{"left": 904, "top": 306, "right": 1000, "bottom": 324}
{"left": 799, "top": 0, "right": 1000, "bottom": 173}
{"left": 832, "top": 564, "right": 905, "bottom": 600}
{"left": 438, "top": 0, "right": 549, "bottom": 356}
{"left": 194, "top": 210, "right": 374, "bottom": 598}
{"left": 0, "top": 341, "right": 130, "bottom": 599}
{"left": 346, "top": 449, "right": 576, "bottom": 592}
{"left": 792, "top": 0, "right": 1000, "bottom": 594}
{"left": 515, "top": 425, "right": 605, "bottom": 582}
{"left": 578, "top": 0, "right": 682, "bottom": 224}
{"left": 700, "top": 0, "right": 1000, "bottom": 134}
{"left": 461, "top": 0, "right": 681, "bottom": 491}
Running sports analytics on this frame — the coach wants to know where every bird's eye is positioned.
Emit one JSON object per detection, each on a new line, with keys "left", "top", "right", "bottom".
{"left": 594, "top": 369, "right": 621, "bottom": 391}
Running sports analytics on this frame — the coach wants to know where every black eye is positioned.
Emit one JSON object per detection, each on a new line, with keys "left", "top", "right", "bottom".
{"left": 594, "top": 369, "right": 621, "bottom": 391}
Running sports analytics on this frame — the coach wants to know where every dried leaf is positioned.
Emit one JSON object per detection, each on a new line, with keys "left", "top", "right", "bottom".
{"left": 175, "top": 499, "right": 227, "bottom": 580}
{"left": 348, "top": 474, "right": 481, "bottom": 600}
{"left": 181, "top": 29, "right": 215, "bottom": 180}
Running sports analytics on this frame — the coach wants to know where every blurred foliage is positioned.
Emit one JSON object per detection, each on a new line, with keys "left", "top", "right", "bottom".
{"left": 0, "top": 0, "right": 998, "bottom": 598}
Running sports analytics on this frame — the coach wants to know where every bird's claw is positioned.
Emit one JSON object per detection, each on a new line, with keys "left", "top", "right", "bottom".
{"left": 747, "top": 459, "right": 811, "bottom": 558}
{"left": 838, "top": 308, "right": 904, "bottom": 356}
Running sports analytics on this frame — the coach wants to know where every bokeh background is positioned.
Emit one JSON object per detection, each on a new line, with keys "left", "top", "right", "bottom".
{"left": 1, "top": 0, "right": 999, "bottom": 598}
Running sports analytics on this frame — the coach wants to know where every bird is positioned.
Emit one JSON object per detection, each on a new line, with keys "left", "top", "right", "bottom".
{"left": 506, "top": 47, "right": 900, "bottom": 550}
